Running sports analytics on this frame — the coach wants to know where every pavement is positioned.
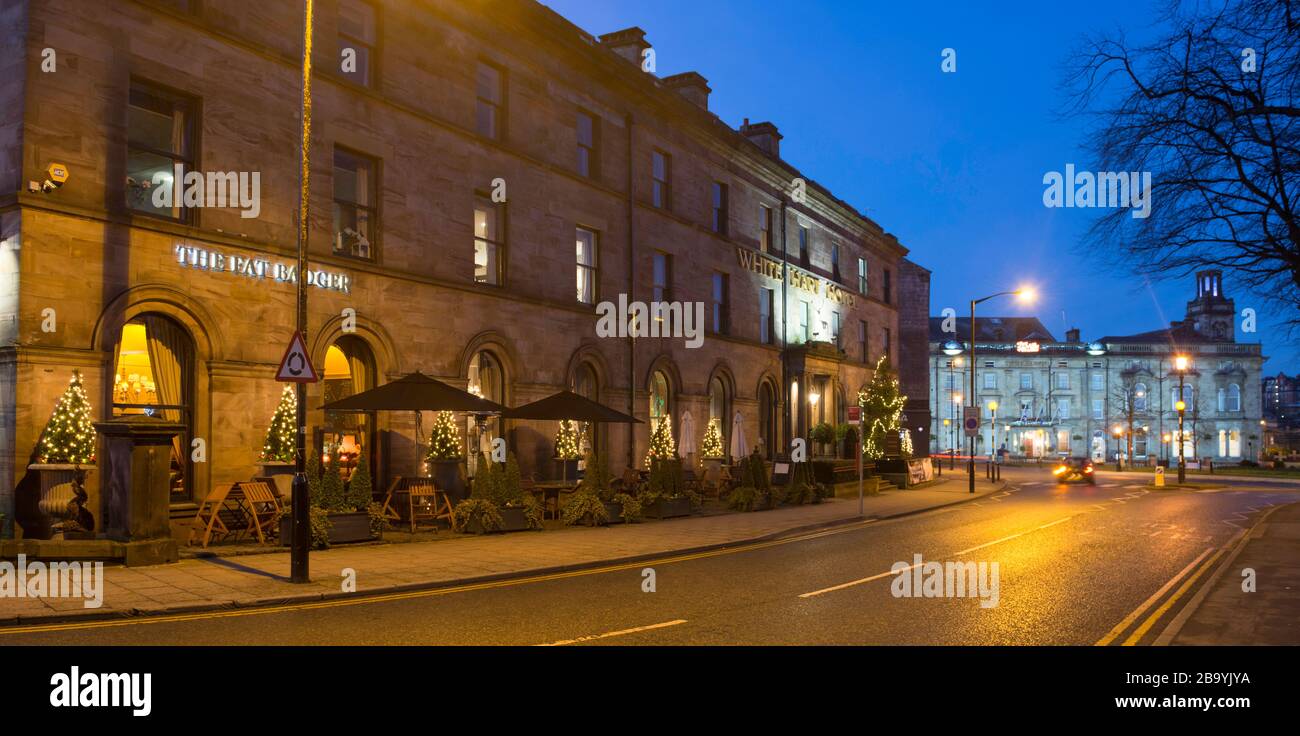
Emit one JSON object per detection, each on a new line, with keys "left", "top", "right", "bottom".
{"left": 1163, "top": 500, "right": 1300, "bottom": 645}
{"left": 0, "top": 474, "right": 1005, "bottom": 626}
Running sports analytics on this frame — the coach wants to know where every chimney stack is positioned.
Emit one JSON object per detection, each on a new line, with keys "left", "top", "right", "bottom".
{"left": 740, "top": 119, "right": 782, "bottom": 158}
{"left": 1065, "top": 327, "right": 1081, "bottom": 343}
{"left": 598, "top": 27, "right": 651, "bottom": 67}
{"left": 663, "top": 71, "right": 711, "bottom": 110}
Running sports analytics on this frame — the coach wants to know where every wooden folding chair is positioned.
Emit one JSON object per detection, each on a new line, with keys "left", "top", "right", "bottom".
{"left": 407, "top": 484, "right": 453, "bottom": 533}
{"left": 380, "top": 476, "right": 405, "bottom": 525}
{"left": 188, "top": 483, "right": 235, "bottom": 548}
{"left": 240, "top": 481, "right": 282, "bottom": 545}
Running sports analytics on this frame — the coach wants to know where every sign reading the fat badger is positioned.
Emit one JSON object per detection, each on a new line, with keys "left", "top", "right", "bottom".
{"left": 174, "top": 244, "right": 351, "bottom": 294}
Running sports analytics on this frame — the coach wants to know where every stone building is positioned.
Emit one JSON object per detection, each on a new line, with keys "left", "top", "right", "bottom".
{"left": 928, "top": 271, "right": 1264, "bottom": 464}
{"left": 0, "top": 0, "right": 912, "bottom": 539}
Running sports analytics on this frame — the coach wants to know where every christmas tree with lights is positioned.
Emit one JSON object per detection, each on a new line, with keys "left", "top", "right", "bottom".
{"left": 646, "top": 414, "right": 676, "bottom": 464}
{"left": 859, "top": 356, "right": 907, "bottom": 460}
{"left": 425, "top": 410, "right": 462, "bottom": 462}
{"left": 259, "top": 385, "right": 298, "bottom": 463}
{"left": 38, "top": 370, "right": 97, "bottom": 465}
{"left": 554, "top": 419, "right": 582, "bottom": 460}
{"left": 701, "top": 417, "right": 724, "bottom": 458}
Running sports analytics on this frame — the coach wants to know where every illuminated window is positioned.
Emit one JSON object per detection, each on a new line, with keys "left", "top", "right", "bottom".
{"left": 474, "top": 196, "right": 503, "bottom": 285}
{"left": 126, "top": 81, "right": 195, "bottom": 221}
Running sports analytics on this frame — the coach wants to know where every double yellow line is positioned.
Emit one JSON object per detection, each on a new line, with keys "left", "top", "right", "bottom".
{"left": 1095, "top": 545, "right": 1228, "bottom": 646}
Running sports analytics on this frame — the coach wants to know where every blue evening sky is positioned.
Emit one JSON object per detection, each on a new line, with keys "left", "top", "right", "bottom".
{"left": 542, "top": 0, "right": 1297, "bottom": 372}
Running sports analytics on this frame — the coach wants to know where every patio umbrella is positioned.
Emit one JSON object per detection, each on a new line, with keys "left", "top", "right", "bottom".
{"left": 729, "top": 410, "right": 748, "bottom": 459}
{"left": 320, "top": 371, "right": 504, "bottom": 413}
{"left": 678, "top": 411, "right": 697, "bottom": 459}
{"left": 502, "top": 390, "right": 640, "bottom": 423}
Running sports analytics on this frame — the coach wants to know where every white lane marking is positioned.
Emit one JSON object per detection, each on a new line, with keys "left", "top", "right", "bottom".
{"left": 799, "top": 563, "right": 923, "bottom": 598}
{"left": 800, "top": 515, "right": 1076, "bottom": 599}
{"left": 1095, "top": 547, "right": 1214, "bottom": 646}
{"left": 538, "top": 619, "right": 688, "bottom": 646}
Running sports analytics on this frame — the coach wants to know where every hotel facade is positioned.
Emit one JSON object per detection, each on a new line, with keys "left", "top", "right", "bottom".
{"left": 928, "top": 271, "right": 1265, "bottom": 464}
{"left": 0, "top": 0, "right": 913, "bottom": 539}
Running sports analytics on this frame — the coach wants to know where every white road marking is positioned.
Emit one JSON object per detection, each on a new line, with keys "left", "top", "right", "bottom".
{"left": 538, "top": 619, "right": 688, "bottom": 646}
{"left": 799, "top": 563, "right": 922, "bottom": 598}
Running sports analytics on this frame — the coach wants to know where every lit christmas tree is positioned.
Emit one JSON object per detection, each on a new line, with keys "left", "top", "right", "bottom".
{"left": 259, "top": 385, "right": 298, "bottom": 463}
{"left": 646, "top": 413, "right": 676, "bottom": 463}
{"left": 425, "top": 410, "right": 462, "bottom": 462}
{"left": 38, "top": 370, "right": 97, "bottom": 464}
{"left": 554, "top": 419, "right": 581, "bottom": 460}
{"left": 859, "top": 356, "right": 907, "bottom": 460}
{"left": 700, "top": 417, "right": 724, "bottom": 458}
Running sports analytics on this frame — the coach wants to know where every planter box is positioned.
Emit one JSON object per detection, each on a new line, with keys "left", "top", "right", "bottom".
{"left": 645, "top": 497, "right": 692, "bottom": 519}
{"left": 258, "top": 462, "right": 296, "bottom": 500}
{"left": 26, "top": 463, "right": 95, "bottom": 539}
{"left": 601, "top": 501, "right": 625, "bottom": 524}
{"left": 464, "top": 506, "right": 534, "bottom": 534}
{"left": 280, "top": 510, "right": 376, "bottom": 546}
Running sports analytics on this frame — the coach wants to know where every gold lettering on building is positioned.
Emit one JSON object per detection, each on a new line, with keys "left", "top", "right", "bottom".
{"left": 734, "top": 246, "right": 855, "bottom": 307}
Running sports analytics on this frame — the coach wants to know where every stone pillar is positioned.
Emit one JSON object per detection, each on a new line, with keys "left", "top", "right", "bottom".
{"left": 94, "top": 415, "right": 184, "bottom": 566}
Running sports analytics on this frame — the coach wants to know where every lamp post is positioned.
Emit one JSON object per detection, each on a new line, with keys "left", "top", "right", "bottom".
{"left": 988, "top": 400, "right": 999, "bottom": 466}
{"left": 1174, "top": 355, "right": 1190, "bottom": 483}
{"left": 1112, "top": 424, "right": 1123, "bottom": 471}
{"left": 290, "top": 0, "right": 316, "bottom": 584}
{"left": 942, "top": 342, "right": 963, "bottom": 469}
{"left": 1162, "top": 433, "right": 1171, "bottom": 463}
{"left": 968, "top": 287, "right": 1036, "bottom": 493}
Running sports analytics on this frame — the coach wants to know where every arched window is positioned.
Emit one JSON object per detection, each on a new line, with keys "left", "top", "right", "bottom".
{"left": 758, "top": 382, "right": 776, "bottom": 458}
{"left": 709, "top": 374, "right": 729, "bottom": 457}
{"left": 1227, "top": 383, "right": 1241, "bottom": 412}
{"left": 571, "top": 362, "right": 599, "bottom": 455}
{"left": 649, "top": 370, "right": 671, "bottom": 437}
{"left": 113, "top": 314, "right": 195, "bottom": 501}
{"left": 468, "top": 350, "right": 504, "bottom": 459}
{"left": 322, "top": 335, "right": 376, "bottom": 483}
{"left": 1134, "top": 383, "right": 1147, "bottom": 412}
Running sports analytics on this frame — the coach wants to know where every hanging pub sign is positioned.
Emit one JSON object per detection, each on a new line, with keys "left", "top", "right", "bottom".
{"left": 174, "top": 243, "right": 352, "bottom": 294}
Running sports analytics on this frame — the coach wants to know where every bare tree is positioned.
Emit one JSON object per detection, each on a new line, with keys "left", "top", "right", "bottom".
{"left": 1065, "top": 0, "right": 1300, "bottom": 322}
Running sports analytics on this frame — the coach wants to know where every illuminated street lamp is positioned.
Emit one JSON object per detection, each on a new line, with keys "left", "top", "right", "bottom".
{"left": 988, "top": 400, "right": 999, "bottom": 465}
{"left": 1173, "top": 354, "right": 1191, "bottom": 483}
{"left": 967, "top": 286, "right": 1037, "bottom": 492}
{"left": 1112, "top": 424, "right": 1124, "bottom": 471}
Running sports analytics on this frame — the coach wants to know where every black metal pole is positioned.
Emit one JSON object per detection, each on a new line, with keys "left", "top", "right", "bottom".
{"left": 968, "top": 300, "right": 976, "bottom": 493}
{"left": 290, "top": 0, "right": 315, "bottom": 584}
{"left": 1177, "top": 370, "right": 1186, "bottom": 484}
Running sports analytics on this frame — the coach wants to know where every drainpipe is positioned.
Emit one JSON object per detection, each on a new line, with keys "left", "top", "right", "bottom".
{"left": 625, "top": 112, "right": 636, "bottom": 470}
{"left": 780, "top": 197, "right": 789, "bottom": 454}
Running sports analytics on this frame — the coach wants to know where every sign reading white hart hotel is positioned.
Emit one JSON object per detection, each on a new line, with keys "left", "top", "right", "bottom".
{"left": 174, "top": 244, "right": 352, "bottom": 294}
{"left": 735, "top": 246, "right": 856, "bottom": 306}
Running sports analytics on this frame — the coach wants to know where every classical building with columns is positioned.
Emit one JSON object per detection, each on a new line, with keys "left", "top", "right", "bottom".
{"left": 0, "top": 0, "right": 915, "bottom": 540}
{"left": 929, "top": 271, "right": 1264, "bottom": 464}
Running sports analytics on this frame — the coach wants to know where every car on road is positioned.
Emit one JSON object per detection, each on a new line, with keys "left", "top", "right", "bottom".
{"left": 1053, "top": 456, "right": 1096, "bottom": 484}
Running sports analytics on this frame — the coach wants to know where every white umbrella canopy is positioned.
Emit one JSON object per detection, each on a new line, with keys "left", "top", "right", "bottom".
{"left": 729, "top": 410, "right": 748, "bottom": 459}
{"left": 678, "top": 411, "right": 697, "bottom": 458}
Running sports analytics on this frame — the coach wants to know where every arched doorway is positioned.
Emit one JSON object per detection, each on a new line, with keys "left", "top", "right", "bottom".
{"left": 112, "top": 314, "right": 195, "bottom": 501}
{"left": 708, "top": 374, "right": 730, "bottom": 459}
{"left": 321, "top": 336, "right": 376, "bottom": 481}
{"left": 571, "top": 362, "right": 599, "bottom": 456}
{"left": 758, "top": 381, "right": 777, "bottom": 458}
{"left": 467, "top": 350, "right": 505, "bottom": 470}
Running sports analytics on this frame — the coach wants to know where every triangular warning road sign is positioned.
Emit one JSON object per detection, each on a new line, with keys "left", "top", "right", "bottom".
{"left": 276, "top": 331, "right": 319, "bottom": 383}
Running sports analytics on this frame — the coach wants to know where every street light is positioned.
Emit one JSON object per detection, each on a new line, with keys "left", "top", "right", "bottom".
{"left": 988, "top": 400, "right": 999, "bottom": 464}
{"left": 1173, "top": 354, "right": 1191, "bottom": 483}
{"left": 967, "top": 286, "right": 1037, "bottom": 493}
{"left": 1112, "top": 424, "right": 1123, "bottom": 471}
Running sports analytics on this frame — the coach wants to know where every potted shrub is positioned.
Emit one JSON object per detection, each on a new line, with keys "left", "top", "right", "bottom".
{"left": 641, "top": 457, "right": 697, "bottom": 518}
{"left": 257, "top": 385, "right": 298, "bottom": 498}
{"left": 424, "top": 410, "right": 465, "bottom": 501}
{"left": 811, "top": 422, "right": 836, "bottom": 457}
{"left": 282, "top": 452, "right": 385, "bottom": 547}
{"left": 699, "top": 417, "right": 726, "bottom": 474}
{"left": 29, "top": 371, "right": 97, "bottom": 539}
{"left": 454, "top": 453, "right": 543, "bottom": 534}
{"left": 554, "top": 420, "right": 582, "bottom": 482}
{"left": 785, "top": 460, "right": 830, "bottom": 505}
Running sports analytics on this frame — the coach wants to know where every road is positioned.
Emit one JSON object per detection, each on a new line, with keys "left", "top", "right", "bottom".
{"left": 3, "top": 466, "right": 1296, "bottom": 645}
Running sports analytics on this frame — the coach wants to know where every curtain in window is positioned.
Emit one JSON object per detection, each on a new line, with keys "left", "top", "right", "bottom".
{"left": 141, "top": 315, "right": 190, "bottom": 464}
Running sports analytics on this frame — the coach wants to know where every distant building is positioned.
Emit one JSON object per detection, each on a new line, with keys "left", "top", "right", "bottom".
{"left": 929, "top": 271, "right": 1265, "bottom": 463}
{"left": 1263, "top": 373, "right": 1300, "bottom": 451}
